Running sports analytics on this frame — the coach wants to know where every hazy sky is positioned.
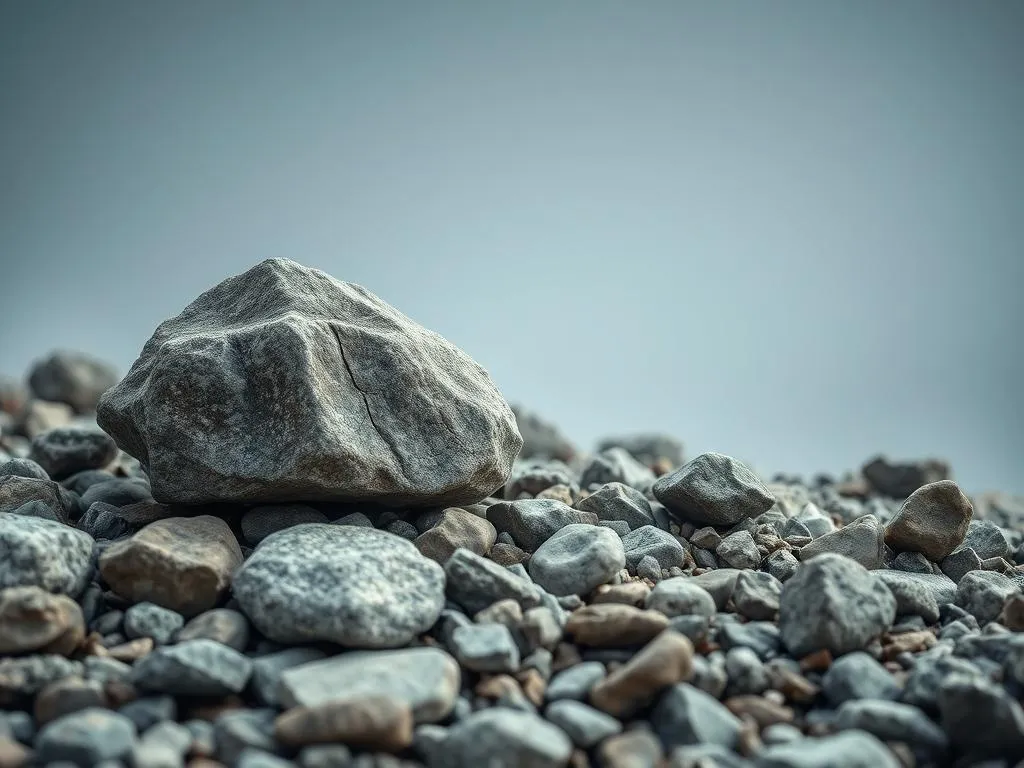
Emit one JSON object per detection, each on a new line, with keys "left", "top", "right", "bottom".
{"left": 1, "top": 1, "right": 1022, "bottom": 493}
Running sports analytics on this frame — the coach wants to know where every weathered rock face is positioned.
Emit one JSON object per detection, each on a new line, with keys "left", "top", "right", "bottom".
{"left": 96, "top": 258, "right": 522, "bottom": 507}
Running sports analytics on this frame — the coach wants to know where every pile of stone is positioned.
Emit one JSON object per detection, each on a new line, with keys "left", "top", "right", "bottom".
{"left": 1, "top": 258, "right": 1023, "bottom": 768}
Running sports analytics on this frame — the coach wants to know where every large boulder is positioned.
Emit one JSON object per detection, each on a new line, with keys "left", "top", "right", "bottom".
{"left": 96, "top": 259, "right": 522, "bottom": 506}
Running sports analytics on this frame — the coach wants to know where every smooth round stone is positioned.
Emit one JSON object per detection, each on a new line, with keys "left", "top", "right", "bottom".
{"left": 441, "top": 709, "right": 573, "bottom": 768}
{"left": 414, "top": 507, "right": 497, "bottom": 564}
{"left": 34, "top": 708, "right": 137, "bottom": 765}
{"left": 123, "top": 602, "right": 185, "bottom": 645}
{"left": 544, "top": 700, "right": 621, "bottom": 748}
{"left": 652, "top": 452, "right": 775, "bottom": 526}
{"left": 0, "top": 514, "right": 94, "bottom": 596}
{"left": 274, "top": 695, "right": 414, "bottom": 752}
{"left": 0, "top": 585, "right": 85, "bottom": 656}
{"left": 234, "top": 524, "right": 445, "bottom": 648}
{"left": 176, "top": 608, "right": 251, "bottom": 651}
{"left": 779, "top": 553, "right": 897, "bottom": 658}
{"left": 528, "top": 524, "right": 625, "bottom": 597}
{"left": 884, "top": 481, "right": 973, "bottom": 562}
{"left": 240, "top": 504, "right": 329, "bottom": 547}
{"left": 577, "top": 483, "right": 657, "bottom": 530}
{"left": 645, "top": 577, "right": 716, "bottom": 618}
{"left": 621, "top": 526, "right": 687, "bottom": 570}
{"left": 79, "top": 478, "right": 152, "bottom": 510}
{"left": 131, "top": 638, "right": 253, "bottom": 696}
{"left": 28, "top": 427, "right": 118, "bottom": 480}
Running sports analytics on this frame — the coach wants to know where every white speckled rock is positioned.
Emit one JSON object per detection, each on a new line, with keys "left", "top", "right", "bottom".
{"left": 0, "top": 515, "right": 93, "bottom": 597}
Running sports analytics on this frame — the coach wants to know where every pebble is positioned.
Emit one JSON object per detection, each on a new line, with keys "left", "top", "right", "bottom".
{"left": 131, "top": 639, "right": 253, "bottom": 696}
{"left": 277, "top": 647, "right": 460, "bottom": 723}
{"left": 716, "top": 530, "right": 760, "bottom": 569}
{"left": 937, "top": 672, "right": 1024, "bottom": 756}
{"left": 450, "top": 624, "right": 520, "bottom": 673}
{"left": 28, "top": 427, "right": 118, "bottom": 480}
{"left": 0, "top": 458, "right": 49, "bottom": 480}
{"left": 34, "top": 708, "right": 137, "bottom": 765}
{"left": 873, "top": 571, "right": 941, "bottom": 623}
{"left": 576, "top": 482, "right": 657, "bottom": 530}
{"left": 653, "top": 452, "right": 775, "bottom": 526}
{"left": 755, "top": 730, "right": 900, "bottom": 768}
{"left": 444, "top": 548, "right": 541, "bottom": 614}
{"left": 565, "top": 604, "right": 669, "bottom": 647}
{"left": 504, "top": 457, "right": 577, "bottom": 499}
{"left": 884, "top": 480, "right": 973, "bottom": 561}
{"left": 213, "top": 709, "right": 279, "bottom": 766}
{"left": 0, "top": 585, "right": 84, "bottom": 656}
{"left": 176, "top": 608, "right": 250, "bottom": 651}
{"left": 528, "top": 524, "right": 625, "bottom": 596}
{"left": 644, "top": 578, "right": 716, "bottom": 618}
{"left": 274, "top": 696, "right": 413, "bottom": 753}
{"left": 821, "top": 651, "right": 900, "bottom": 705}
{"left": 0, "top": 514, "right": 94, "bottom": 596}
{"left": 732, "top": 571, "right": 781, "bottom": 620}
{"left": 544, "top": 700, "right": 620, "bottom": 748}
{"left": 963, "top": 519, "right": 1011, "bottom": 560}
{"left": 99, "top": 516, "right": 242, "bottom": 617}
{"left": 595, "top": 729, "right": 663, "bottom": 768}
{"left": 545, "top": 662, "right": 606, "bottom": 702}
{"left": 124, "top": 602, "right": 185, "bottom": 645}
{"left": 487, "top": 499, "right": 596, "bottom": 552}
{"left": 0, "top": 654, "right": 83, "bottom": 703}
{"left": 690, "top": 569, "right": 740, "bottom": 610}
{"left": 437, "top": 708, "right": 573, "bottom": 768}
{"left": 956, "top": 570, "right": 1018, "bottom": 625}
{"left": 764, "top": 550, "right": 799, "bottom": 583}
{"left": 797, "top": 515, "right": 885, "bottom": 569}
{"left": 590, "top": 630, "right": 694, "bottom": 716}
{"left": 579, "top": 447, "right": 655, "bottom": 491}
{"left": 835, "top": 699, "right": 948, "bottom": 754}
{"left": 620, "top": 526, "right": 687, "bottom": 570}
{"left": 778, "top": 553, "right": 897, "bottom": 657}
{"left": 651, "top": 683, "right": 743, "bottom": 750}
{"left": 233, "top": 524, "right": 445, "bottom": 647}
{"left": 414, "top": 508, "right": 497, "bottom": 564}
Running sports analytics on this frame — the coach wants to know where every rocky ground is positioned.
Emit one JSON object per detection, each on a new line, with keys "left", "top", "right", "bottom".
{"left": 1, "top": 259, "right": 1023, "bottom": 768}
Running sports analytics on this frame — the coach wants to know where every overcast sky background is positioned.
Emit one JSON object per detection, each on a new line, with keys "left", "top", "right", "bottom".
{"left": 1, "top": 1, "right": 1021, "bottom": 493}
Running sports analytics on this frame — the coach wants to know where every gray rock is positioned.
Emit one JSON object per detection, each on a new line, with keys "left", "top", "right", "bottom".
{"left": 131, "top": 639, "right": 253, "bottom": 696}
{"left": 298, "top": 745, "right": 353, "bottom": 768}
{"left": 761, "top": 724, "right": 803, "bottom": 746}
{"left": 765, "top": 550, "right": 799, "bottom": 582}
{"left": 28, "top": 351, "right": 118, "bottom": 414}
{"left": 963, "top": 519, "right": 1010, "bottom": 560}
{"left": 670, "top": 743, "right": 752, "bottom": 768}
{"left": 545, "top": 662, "right": 606, "bottom": 702}
{"left": 331, "top": 512, "right": 373, "bottom": 528}
{"left": 233, "top": 523, "right": 445, "bottom": 647}
{"left": 835, "top": 699, "right": 947, "bottom": 754}
{"left": 690, "top": 569, "right": 741, "bottom": 610}
{"left": 80, "top": 478, "right": 152, "bottom": 510}
{"left": 1, "top": 710, "right": 35, "bottom": 744}
{"left": 652, "top": 452, "right": 774, "bottom": 526}
{"left": 596, "top": 434, "right": 683, "bottom": 467}
{"left": 891, "top": 551, "right": 934, "bottom": 574}
{"left": 733, "top": 571, "right": 782, "bottom": 620}
{"left": 34, "top": 707, "right": 137, "bottom": 765}
{"left": 579, "top": 448, "right": 655, "bottom": 492}
{"left": 873, "top": 571, "right": 941, "bottom": 623}
{"left": 725, "top": 647, "right": 768, "bottom": 695}
{"left": 577, "top": 483, "right": 657, "bottom": 530}
{"left": 237, "top": 749, "right": 295, "bottom": 768}
{"left": 78, "top": 502, "right": 132, "bottom": 540}
{"left": 793, "top": 503, "right": 835, "bottom": 538}
{"left": 96, "top": 259, "right": 522, "bottom": 506}
{"left": 487, "top": 499, "right": 594, "bottom": 552}
{"left": 241, "top": 505, "right": 329, "bottom": 547}
{"left": 132, "top": 720, "right": 191, "bottom": 768}
{"left": 511, "top": 408, "right": 576, "bottom": 463}
{"left": 213, "top": 709, "right": 279, "bottom": 766}
{"left": 0, "top": 458, "right": 49, "bottom": 480}
{"left": 0, "top": 514, "right": 94, "bottom": 596}
{"left": 176, "top": 608, "right": 250, "bottom": 651}
{"left": 450, "top": 624, "right": 520, "bottom": 673}
{"left": 956, "top": 570, "right": 1018, "bottom": 625}
{"left": 938, "top": 547, "right": 980, "bottom": 584}
{"left": 84, "top": 656, "right": 133, "bottom": 686}
{"left": 884, "top": 480, "right": 972, "bottom": 562}
{"left": 528, "top": 524, "right": 625, "bottom": 596}
{"left": 779, "top": 553, "right": 897, "bottom": 657}
{"left": 716, "top": 530, "right": 760, "bottom": 569}
{"left": 598, "top": 520, "right": 631, "bottom": 537}
{"left": 645, "top": 577, "right": 716, "bottom": 618}
{"left": 117, "top": 696, "right": 177, "bottom": 733}
{"left": 250, "top": 648, "right": 327, "bottom": 707}
{"left": 689, "top": 527, "right": 722, "bottom": 550}
{"left": 0, "top": 474, "right": 80, "bottom": 524}
{"left": 28, "top": 427, "right": 118, "bottom": 480}
{"left": 862, "top": 456, "right": 950, "bottom": 499}
{"left": 444, "top": 548, "right": 540, "bottom": 614}
{"left": 278, "top": 647, "right": 460, "bottom": 723}
{"left": 636, "top": 555, "right": 662, "bottom": 581}
{"left": 504, "top": 458, "right": 577, "bottom": 500}
{"left": 0, "top": 655, "right": 83, "bottom": 698}
{"left": 798, "top": 515, "right": 884, "bottom": 569}
{"left": 544, "top": 700, "right": 621, "bottom": 748}
{"left": 651, "top": 683, "right": 742, "bottom": 750}
{"left": 435, "top": 708, "right": 573, "bottom": 768}
{"left": 781, "top": 518, "right": 812, "bottom": 540}
{"left": 937, "top": 672, "right": 1024, "bottom": 756}
{"left": 754, "top": 731, "right": 900, "bottom": 768}
{"left": 822, "top": 651, "right": 900, "bottom": 706}
{"left": 621, "top": 526, "right": 686, "bottom": 570}
{"left": 901, "top": 655, "right": 980, "bottom": 711}
{"left": 123, "top": 602, "right": 185, "bottom": 645}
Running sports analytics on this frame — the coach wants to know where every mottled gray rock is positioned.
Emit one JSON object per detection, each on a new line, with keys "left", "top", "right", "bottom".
{"left": 892, "top": 550, "right": 934, "bottom": 573}
{"left": 862, "top": 456, "right": 950, "bottom": 499}
{"left": 545, "top": 662, "right": 606, "bottom": 702}
{"left": 690, "top": 569, "right": 741, "bottom": 611}
{"left": 0, "top": 655, "right": 83, "bottom": 699}
{"left": 250, "top": 648, "right": 326, "bottom": 707}
{"left": 941, "top": 547, "right": 982, "bottom": 583}
{"left": 131, "top": 639, "right": 253, "bottom": 696}
{"left": 123, "top": 602, "right": 185, "bottom": 645}
{"left": 444, "top": 548, "right": 541, "bottom": 614}
{"left": 937, "top": 672, "right": 1024, "bottom": 756}
{"left": 689, "top": 527, "right": 722, "bottom": 550}
{"left": 733, "top": 571, "right": 782, "bottom": 621}
{"left": 599, "top": 519, "right": 631, "bottom": 537}
{"left": 451, "top": 624, "right": 520, "bottom": 673}
{"left": 577, "top": 483, "right": 657, "bottom": 530}
{"left": 779, "top": 553, "right": 897, "bottom": 657}
{"left": 487, "top": 498, "right": 595, "bottom": 552}
{"left": 97, "top": 259, "right": 521, "bottom": 506}
{"left": 528, "top": 524, "right": 624, "bottom": 596}
{"left": 28, "top": 351, "right": 118, "bottom": 414}
{"left": 798, "top": 515, "right": 884, "bottom": 569}
{"left": 0, "top": 458, "right": 49, "bottom": 480}
{"left": 884, "top": 480, "right": 972, "bottom": 562}
{"left": 873, "top": 571, "right": 941, "bottom": 623}
{"left": 278, "top": 647, "right": 460, "bottom": 723}
{"left": 621, "top": 526, "right": 686, "bottom": 570}
{"left": 233, "top": 523, "right": 445, "bottom": 647}
{"left": 823, "top": 651, "right": 900, "bottom": 705}
{"left": 645, "top": 578, "right": 716, "bottom": 618}
{"left": 213, "top": 708, "right": 279, "bottom": 766}
{"left": 0, "top": 514, "right": 93, "bottom": 596}
{"left": 765, "top": 550, "right": 799, "bottom": 582}
{"left": 725, "top": 647, "right": 768, "bottom": 695}
{"left": 78, "top": 502, "right": 132, "bottom": 541}
{"left": 28, "top": 427, "right": 117, "bottom": 481}
{"left": 902, "top": 655, "right": 980, "bottom": 711}
{"left": 755, "top": 731, "right": 899, "bottom": 768}
{"left": 716, "top": 530, "right": 760, "bottom": 569}
{"left": 653, "top": 452, "right": 774, "bottom": 526}
{"left": 504, "top": 458, "right": 577, "bottom": 500}
{"left": 0, "top": 474, "right": 80, "bottom": 524}
{"left": 580, "top": 447, "right": 656, "bottom": 491}
{"left": 34, "top": 708, "right": 137, "bottom": 765}
{"left": 956, "top": 570, "right": 1018, "bottom": 625}
{"left": 651, "top": 683, "right": 742, "bottom": 750}
{"left": 241, "top": 505, "right": 329, "bottom": 547}
{"left": 963, "top": 519, "right": 1010, "bottom": 560}
{"left": 544, "top": 700, "right": 621, "bottom": 748}
{"left": 835, "top": 700, "right": 947, "bottom": 754}
{"left": 436, "top": 709, "right": 572, "bottom": 768}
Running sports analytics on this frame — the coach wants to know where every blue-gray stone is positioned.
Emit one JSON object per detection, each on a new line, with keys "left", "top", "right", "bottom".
{"left": 822, "top": 652, "right": 899, "bottom": 705}
{"left": 645, "top": 577, "right": 716, "bottom": 618}
{"left": 35, "top": 708, "right": 137, "bottom": 765}
{"left": 131, "top": 639, "right": 253, "bottom": 696}
{"left": 528, "top": 524, "right": 625, "bottom": 596}
{"left": 653, "top": 452, "right": 774, "bottom": 526}
{"left": 544, "top": 700, "right": 621, "bottom": 748}
{"left": 651, "top": 683, "right": 742, "bottom": 750}
{"left": 621, "top": 525, "right": 687, "bottom": 569}
{"left": 123, "top": 602, "right": 185, "bottom": 645}
{"left": 578, "top": 483, "right": 657, "bottom": 531}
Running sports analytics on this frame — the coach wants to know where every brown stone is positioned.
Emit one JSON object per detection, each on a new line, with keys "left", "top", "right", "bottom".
{"left": 590, "top": 582, "right": 651, "bottom": 607}
{"left": 0, "top": 586, "right": 84, "bottom": 656}
{"left": 537, "top": 485, "right": 575, "bottom": 506}
{"left": 767, "top": 665, "right": 819, "bottom": 704}
{"left": 99, "top": 516, "right": 243, "bottom": 617}
{"left": 474, "top": 674, "right": 522, "bottom": 700}
{"left": 590, "top": 630, "right": 693, "bottom": 717}
{"left": 107, "top": 636, "right": 154, "bottom": 662}
{"left": 474, "top": 599, "right": 522, "bottom": 627}
{"left": 565, "top": 604, "right": 669, "bottom": 647}
{"left": 517, "top": 668, "right": 546, "bottom": 707}
{"left": 414, "top": 508, "right": 496, "bottom": 564}
{"left": 0, "top": 738, "right": 30, "bottom": 768}
{"left": 275, "top": 695, "right": 413, "bottom": 753}
{"left": 1002, "top": 593, "right": 1024, "bottom": 631}
{"left": 176, "top": 608, "right": 250, "bottom": 651}
{"left": 882, "top": 630, "right": 936, "bottom": 660}
{"left": 736, "top": 714, "right": 763, "bottom": 756}
{"left": 184, "top": 696, "right": 246, "bottom": 722}
{"left": 798, "top": 649, "right": 832, "bottom": 672}
{"left": 551, "top": 643, "right": 583, "bottom": 673}
{"left": 33, "top": 677, "right": 108, "bottom": 724}
{"left": 568, "top": 748, "right": 591, "bottom": 768}
{"left": 488, "top": 542, "right": 529, "bottom": 567}
{"left": 595, "top": 729, "right": 662, "bottom": 768}
{"left": 725, "top": 695, "right": 795, "bottom": 728}
{"left": 884, "top": 480, "right": 973, "bottom": 562}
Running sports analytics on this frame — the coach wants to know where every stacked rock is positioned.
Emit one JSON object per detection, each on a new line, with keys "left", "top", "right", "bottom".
{"left": 0, "top": 258, "right": 1022, "bottom": 768}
